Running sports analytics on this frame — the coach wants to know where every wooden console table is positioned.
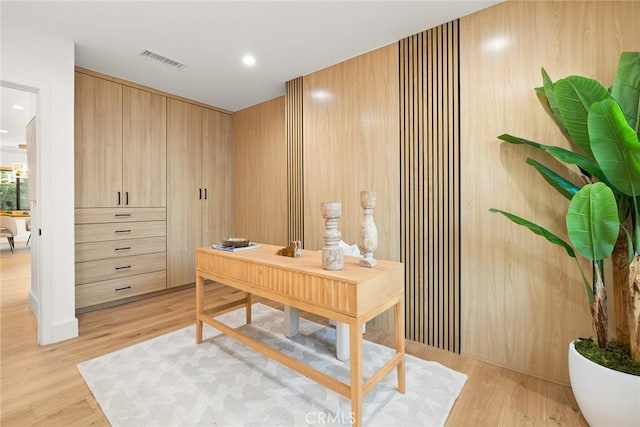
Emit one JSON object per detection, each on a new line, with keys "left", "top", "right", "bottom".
{"left": 195, "top": 243, "right": 405, "bottom": 427}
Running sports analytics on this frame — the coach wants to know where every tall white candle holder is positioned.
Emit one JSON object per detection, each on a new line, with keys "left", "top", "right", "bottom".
{"left": 321, "top": 202, "right": 343, "bottom": 271}
{"left": 358, "top": 190, "right": 378, "bottom": 268}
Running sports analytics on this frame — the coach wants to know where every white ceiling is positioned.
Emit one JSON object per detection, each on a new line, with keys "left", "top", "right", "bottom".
{"left": 1, "top": 1, "right": 500, "bottom": 156}
{"left": 0, "top": 87, "right": 34, "bottom": 160}
{"left": 1, "top": 0, "right": 500, "bottom": 114}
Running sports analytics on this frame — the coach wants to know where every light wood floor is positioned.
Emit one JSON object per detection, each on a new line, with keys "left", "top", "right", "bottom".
{"left": 1, "top": 248, "right": 588, "bottom": 426}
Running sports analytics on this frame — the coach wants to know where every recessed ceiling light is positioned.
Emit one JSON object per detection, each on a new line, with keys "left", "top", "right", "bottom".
{"left": 11, "top": 104, "right": 25, "bottom": 110}
{"left": 242, "top": 55, "right": 256, "bottom": 67}
{"left": 0, "top": 130, "right": 8, "bottom": 134}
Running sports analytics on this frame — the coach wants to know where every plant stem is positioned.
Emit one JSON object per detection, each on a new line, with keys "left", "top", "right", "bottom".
{"left": 592, "top": 261, "right": 608, "bottom": 348}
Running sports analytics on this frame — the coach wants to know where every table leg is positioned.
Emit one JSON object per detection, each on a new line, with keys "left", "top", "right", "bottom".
{"left": 336, "top": 321, "right": 349, "bottom": 361}
{"left": 196, "top": 273, "right": 204, "bottom": 344}
{"left": 246, "top": 293, "right": 252, "bottom": 324}
{"left": 350, "top": 318, "right": 363, "bottom": 427}
{"left": 394, "top": 299, "right": 406, "bottom": 393}
{"left": 284, "top": 306, "right": 299, "bottom": 338}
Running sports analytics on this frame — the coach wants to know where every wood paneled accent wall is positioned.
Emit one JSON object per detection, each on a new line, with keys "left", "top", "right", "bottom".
{"left": 302, "top": 45, "right": 400, "bottom": 260}
{"left": 460, "top": 0, "right": 639, "bottom": 385}
{"left": 286, "top": 77, "right": 304, "bottom": 244}
{"left": 231, "top": 0, "right": 636, "bottom": 386}
{"left": 399, "top": 21, "right": 461, "bottom": 353}
{"left": 302, "top": 45, "right": 400, "bottom": 328}
{"left": 233, "top": 97, "right": 288, "bottom": 246}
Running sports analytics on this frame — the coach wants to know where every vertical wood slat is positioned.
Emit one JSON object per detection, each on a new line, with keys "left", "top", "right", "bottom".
{"left": 285, "top": 77, "right": 304, "bottom": 245}
{"left": 399, "top": 20, "right": 460, "bottom": 353}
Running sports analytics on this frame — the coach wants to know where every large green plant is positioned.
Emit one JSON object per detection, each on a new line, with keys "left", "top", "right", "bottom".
{"left": 491, "top": 52, "right": 640, "bottom": 364}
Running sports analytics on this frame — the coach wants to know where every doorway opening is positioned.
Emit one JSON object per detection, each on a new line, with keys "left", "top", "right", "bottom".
{"left": 1, "top": 82, "right": 40, "bottom": 342}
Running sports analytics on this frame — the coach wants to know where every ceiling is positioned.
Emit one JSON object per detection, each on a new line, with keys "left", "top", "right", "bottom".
{"left": 0, "top": 87, "right": 34, "bottom": 158}
{"left": 2, "top": 0, "right": 500, "bottom": 114}
{"left": 1, "top": 1, "right": 500, "bottom": 154}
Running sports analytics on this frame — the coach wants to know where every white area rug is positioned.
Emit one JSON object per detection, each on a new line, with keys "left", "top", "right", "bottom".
{"left": 78, "top": 303, "right": 467, "bottom": 426}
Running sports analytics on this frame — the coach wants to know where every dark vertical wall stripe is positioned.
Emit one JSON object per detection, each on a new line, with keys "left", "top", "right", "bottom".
{"left": 285, "top": 77, "right": 304, "bottom": 245}
{"left": 399, "top": 20, "right": 461, "bottom": 353}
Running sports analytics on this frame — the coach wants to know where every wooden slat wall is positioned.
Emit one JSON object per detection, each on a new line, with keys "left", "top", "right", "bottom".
{"left": 285, "top": 77, "right": 304, "bottom": 244}
{"left": 399, "top": 21, "right": 460, "bottom": 352}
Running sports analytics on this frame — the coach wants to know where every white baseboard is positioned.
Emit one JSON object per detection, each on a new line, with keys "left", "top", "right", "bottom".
{"left": 28, "top": 289, "right": 38, "bottom": 314}
{"left": 49, "top": 317, "right": 78, "bottom": 344}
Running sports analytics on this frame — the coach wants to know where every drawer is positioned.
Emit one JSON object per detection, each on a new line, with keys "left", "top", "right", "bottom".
{"left": 76, "top": 236, "right": 166, "bottom": 262}
{"left": 75, "top": 208, "right": 166, "bottom": 224}
{"left": 76, "top": 270, "right": 167, "bottom": 308}
{"left": 75, "top": 221, "right": 166, "bottom": 243}
{"left": 75, "top": 252, "right": 166, "bottom": 285}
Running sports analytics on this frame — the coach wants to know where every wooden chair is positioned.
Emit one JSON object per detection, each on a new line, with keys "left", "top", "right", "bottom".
{"left": 25, "top": 219, "right": 31, "bottom": 245}
{"left": 0, "top": 217, "right": 18, "bottom": 253}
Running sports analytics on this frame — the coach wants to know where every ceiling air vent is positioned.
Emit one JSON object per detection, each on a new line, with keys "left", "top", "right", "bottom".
{"left": 139, "top": 49, "right": 185, "bottom": 70}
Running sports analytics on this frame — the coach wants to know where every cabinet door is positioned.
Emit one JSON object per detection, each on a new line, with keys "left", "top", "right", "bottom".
{"left": 75, "top": 72, "right": 123, "bottom": 207}
{"left": 201, "top": 108, "right": 233, "bottom": 246}
{"left": 166, "top": 99, "right": 202, "bottom": 287}
{"left": 123, "top": 87, "right": 167, "bottom": 207}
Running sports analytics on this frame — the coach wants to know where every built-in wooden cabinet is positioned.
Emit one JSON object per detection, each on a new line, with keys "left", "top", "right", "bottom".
{"left": 166, "top": 99, "right": 233, "bottom": 288}
{"left": 122, "top": 86, "right": 167, "bottom": 207}
{"left": 201, "top": 108, "right": 233, "bottom": 252}
{"left": 75, "top": 72, "right": 123, "bottom": 207}
{"left": 74, "top": 69, "right": 231, "bottom": 308}
{"left": 74, "top": 208, "right": 167, "bottom": 309}
{"left": 74, "top": 70, "right": 168, "bottom": 310}
{"left": 75, "top": 72, "right": 167, "bottom": 208}
{"left": 166, "top": 99, "right": 202, "bottom": 288}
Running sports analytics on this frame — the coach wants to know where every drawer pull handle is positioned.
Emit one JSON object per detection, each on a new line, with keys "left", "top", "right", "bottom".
{"left": 114, "top": 213, "right": 131, "bottom": 217}
{"left": 115, "top": 247, "right": 132, "bottom": 251}
{"left": 115, "top": 230, "right": 132, "bottom": 233}
{"left": 115, "top": 265, "right": 132, "bottom": 270}
{"left": 115, "top": 286, "right": 132, "bottom": 291}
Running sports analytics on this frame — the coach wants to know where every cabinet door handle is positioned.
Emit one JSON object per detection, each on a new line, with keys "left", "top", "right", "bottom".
{"left": 117, "top": 191, "right": 121, "bottom": 205}
{"left": 115, "top": 265, "right": 132, "bottom": 271}
{"left": 125, "top": 192, "right": 129, "bottom": 205}
{"left": 114, "top": 213, "right": 131, "bottom": 217}
{"left": 115, "top": 229, "right": 132, "bottom": 233}
{"left": 115, "top": 246, "right": 131, "bottom": 251}
{"left": 115, "top": 286, "right": 132, "bottom": 291}
{"left": 199, "top": 188, "right": 202, "bottom": 200}
{"left": 204, "top": 188, "right": 208, "bottom": 200}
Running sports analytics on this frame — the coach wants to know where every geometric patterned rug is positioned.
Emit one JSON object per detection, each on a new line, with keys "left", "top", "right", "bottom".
{"left": 78, "top": 303, "right": 467, "bottom": 426}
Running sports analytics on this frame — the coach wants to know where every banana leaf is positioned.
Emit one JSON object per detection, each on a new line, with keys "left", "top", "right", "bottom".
{"left": 566, "top": 183, "right": 619, "bottom": 261}
{"left": 540, "top": 68, "right": 568, "bottom": 133}
{"left": 498, "top": 134, "right": 611, "bottom": 185}
{"left": 554, "top": 76, "right": 612, "bottom": 159}
{"left": 525, "top": 157, "right": 580, "bottom": 200}
{"left": 588, "top": 99, "right": 640, "bottom": 197}
{"left": 611, "top": 52, "right": 640, "bottom": 136}
{"left": 489, "top": 208, "right": 576, "bottom": 258}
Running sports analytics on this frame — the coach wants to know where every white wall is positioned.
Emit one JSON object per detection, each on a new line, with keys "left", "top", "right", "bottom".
{"left": 0, "top": 147, "right": 27, "bottom": 165}
{"left": 1, "top": 25, "right": 77, "bottom": 344}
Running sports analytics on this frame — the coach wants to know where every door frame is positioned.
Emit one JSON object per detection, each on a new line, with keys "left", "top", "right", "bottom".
{"left": 2, "top": 80, "right": 45, "bottom": 344}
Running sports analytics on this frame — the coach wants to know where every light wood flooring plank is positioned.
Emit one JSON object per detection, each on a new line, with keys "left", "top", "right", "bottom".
{"left": 1, "top": 249, "right": 587, "bottom": 426}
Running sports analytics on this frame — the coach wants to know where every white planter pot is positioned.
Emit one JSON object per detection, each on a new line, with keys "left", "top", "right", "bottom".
{"left": 568, "top": 341, "right": 640, "bottom": 427}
